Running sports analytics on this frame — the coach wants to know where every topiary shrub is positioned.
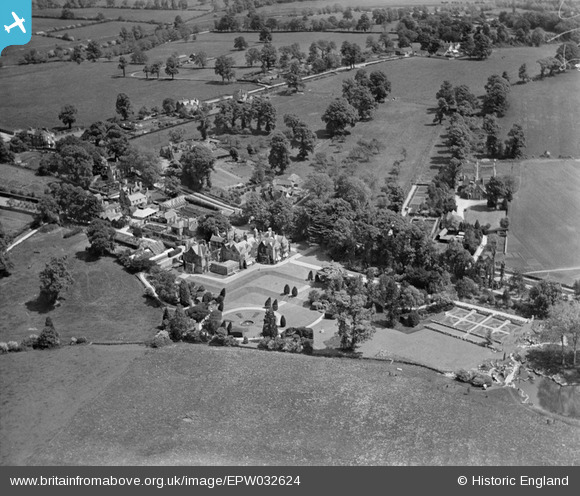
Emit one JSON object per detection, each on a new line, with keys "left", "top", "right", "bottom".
{"left": 279, "top": 315, "right": 286, "bottom": 327}
{"left": 283, "top": 284, "right": 290, "bottom": 295}
{"left": 272, "top": 299, "right": 278, "bottom": 311}
{"left": 151, "top": 330, "right": 172, "bottom": 348}
{"left": 291, "top": 286, "right": 298, "bottom": 297}
{"left": 36, "top": 325, "right": 60, "bottom": 350}
{"left": 7, "top": 341, "right": 21, "bottom": 352}
{"left": 407, "top": 310, "right": 421, "bottom": 327}
{"left": 265, "top": 297, "right": 272, "bottom": 308}
{"left": 20, "top": 334, "right": 39, "bottom": 350}
{"left": 242, "top": 336, "right": 249, "bottom": 344}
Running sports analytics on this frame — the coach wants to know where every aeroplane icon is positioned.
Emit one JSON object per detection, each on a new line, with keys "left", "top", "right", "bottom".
{"left": 5, "top": 12, "right": 26, "bottom": 34}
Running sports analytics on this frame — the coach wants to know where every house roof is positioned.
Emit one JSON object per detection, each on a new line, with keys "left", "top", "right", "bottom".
{"left": 210, "top": 234, "right": 224, "bottom": 243}
{"left": 128, "top": 192, "right": 147, "bottom": 203}
{"left": 133, "top": 207, "right": 157, "bottom": 219}
{"left": 143, "top": 239, "right": 166, "bottom": 256}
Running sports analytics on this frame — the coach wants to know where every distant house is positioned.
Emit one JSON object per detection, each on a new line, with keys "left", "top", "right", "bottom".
{"left": 177, "top": 98, "right": 200, "bottom": 109}
{"left": 396, "top": 46, "right": 413, "bottom": 57}
{"left": 120, "top": 186, "right": 148, "bottom": 210}
{"left": 436, "top": 42, "right": 461, "bottom": 58}
{"left": 28, "top": 129, "right": 56, "bottom": 149}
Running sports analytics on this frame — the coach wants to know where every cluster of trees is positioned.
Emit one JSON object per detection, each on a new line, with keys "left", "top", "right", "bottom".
{"left": 214, "top": 96, "right": 277, "bottom": 134}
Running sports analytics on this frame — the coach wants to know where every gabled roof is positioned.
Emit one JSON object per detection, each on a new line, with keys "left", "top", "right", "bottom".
{"left": 210, "top": 234, "right": 224, "bottom": 243}
{"left": 143, "top": 240, "right": 166, "bottom": 256}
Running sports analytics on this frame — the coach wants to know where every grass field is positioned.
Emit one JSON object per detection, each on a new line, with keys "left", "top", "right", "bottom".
{"left": 0, "top": 163, "right": 56, "bottom": 197}
{"left": 0, "top": 35, "right": 77, "bottom": 65}
{"left": 3, "top": 344, "right": 578, "bottom": 465}
{"left": 505, "top": 159, "right": 580, "bottom": 285}
{"left": 0, "top": 228, "right": 162, "bottom": 343}
{"left": 30, "top": 17, "right": 96, "bottom": 32}
{"left": 0, "top": 344, "right": 145, "bottom": 465}
{"left": 32, "top": 8, "right": 210, "bottom": 24}
{"left": 0, "top": 209, "right": 34, "bottom": 237}
{"left": 0, "top": 60, "right": 260, "bottom": 129}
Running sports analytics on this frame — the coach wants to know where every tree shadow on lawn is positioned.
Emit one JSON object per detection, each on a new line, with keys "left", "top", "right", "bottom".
{"left": 25, "top": 295, "right": 55, "bottom": 315}
{"left": 142, "top": 294, "right": 162, "bottom": 309}
{"left": 74, "top": 250, "right": 101, "bottom": 264}
{"left": 467, "top": 204, "right": 498, "bottom": 213}
{"left": 525, "top": 347, "right": 580, "bottom": 381}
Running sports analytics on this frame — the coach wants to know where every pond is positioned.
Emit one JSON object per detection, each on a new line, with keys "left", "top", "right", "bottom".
{"left": 517, "top": 375, "right": 580, "bottom": 419}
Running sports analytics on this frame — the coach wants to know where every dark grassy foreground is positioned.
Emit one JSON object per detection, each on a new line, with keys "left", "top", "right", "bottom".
{"left": 7, "top": 344, "right": 578, "bottom": 466}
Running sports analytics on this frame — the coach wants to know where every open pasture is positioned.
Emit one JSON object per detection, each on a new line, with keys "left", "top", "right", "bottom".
{"left": 0, "top": 229, "right": 161, "bottom": 343}
{"left": 32, "top": 7, "right": 207, "bottom": 24}
{"left": 0, "top": 163, "right": 55, "bottom": 197}
{"left": 31, "top": 17, "right": 96, "bottom": 33}
{"left": 0, "top": 209, "right": 34, "bottom": 237}
{"left": 0, "top": 35, "right": 77, "bottom": 65}
{"left": 0, "top": 61, "right": 260, "bottom": 130}
{"left": 15, "top": 344, "right": 580, "bottom": 465}
{"left": 61, "top": 20, "right": 157, "bottom": 43}
{"left": 505, "top": 159, "right": 580, "bottom": 285}
{"left": 0, "top": 344, "right": 146, "bottom": 465}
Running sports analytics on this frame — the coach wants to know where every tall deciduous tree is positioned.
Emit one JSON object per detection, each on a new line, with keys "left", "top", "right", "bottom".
{"left": 180, "top": 145, "right": 216, "bottom": 190}
{"left": 165, "top": 56, "right": 180, "bottom": 79}
{"left": 118, "top": 56, "right": 128, "bottom": 76}
{"left": 87, "top": 220, "right": 116, "bottom": 256}
{"left": 116, "top": 93, "right": 133, "bottom": 120}
{"left": 39, "top": 256, "right": 73, "bottom": 304}
{"left": 58, "top": 104, "right": 78, "bottom": 129}
{"left": 321, "top": 98, "right": 357, "bottom": 136}
{"left": 214, "top": 55, "right": 236, "bottom": 82}
{"left": 268, "top": 132, "right": 290, "bottom": 173}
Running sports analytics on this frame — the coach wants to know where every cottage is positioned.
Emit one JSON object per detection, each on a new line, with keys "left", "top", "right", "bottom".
{"left": 120, "top": 186, "right": 148, "bottom": 209}
{"left": 396, "top": 46, "right": 413, "bottom": 57}
{"left": 436, "top": 42, "right": 461, "bottom": 58}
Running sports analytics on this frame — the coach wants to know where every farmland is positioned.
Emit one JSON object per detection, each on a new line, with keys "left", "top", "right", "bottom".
{"left": 0, "top": 209, "right": 34, "bottom": 237}
{"left": 0, "top": 228, "right": 162, "bottom": 343}
{"left": 505, "top": 159, "right": 580, "bottom": 285}
{"left": 2, "top": 344, "right": 577, "bottom": 465}
{"left": 0, "top": 163, "right": 56, "bottom": 196}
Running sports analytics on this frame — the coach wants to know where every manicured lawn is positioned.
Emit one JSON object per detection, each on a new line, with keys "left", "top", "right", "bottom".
{"left": 0, "top": 228, "right": 162, "bottom": 343}
{"left": 15, "top": 344, "right": 580, "bottom": 465}
{"left": 505, "top": 159, "right": 580, "bottom": 285}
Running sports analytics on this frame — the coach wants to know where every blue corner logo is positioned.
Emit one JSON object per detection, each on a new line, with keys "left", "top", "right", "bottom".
{"left": 1, "top": 1, "right": 32, "bottom": 55}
